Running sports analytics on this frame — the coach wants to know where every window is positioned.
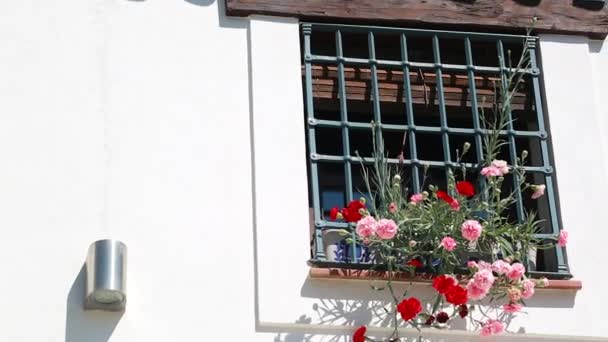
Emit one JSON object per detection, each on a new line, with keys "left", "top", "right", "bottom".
{"left": 302, "top": 23, "right": 571, "bottom": 279}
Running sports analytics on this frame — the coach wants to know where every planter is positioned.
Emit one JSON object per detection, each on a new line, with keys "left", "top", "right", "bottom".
{"left": 322, "top": 229, "right": 347, "bottom": 262}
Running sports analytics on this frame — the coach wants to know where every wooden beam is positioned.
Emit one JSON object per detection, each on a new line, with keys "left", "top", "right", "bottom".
{"left": 226, "top": 0, "right": 608, "bottom": 39}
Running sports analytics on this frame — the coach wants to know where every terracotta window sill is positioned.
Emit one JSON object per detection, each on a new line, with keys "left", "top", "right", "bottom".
{"left": 309, "top": 267, "right": 582, "bottom": 291}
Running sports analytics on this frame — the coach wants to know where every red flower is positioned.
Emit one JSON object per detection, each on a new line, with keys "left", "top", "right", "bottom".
{"left": 407, "top": 259, "right": 423, "bottom": 268}
{"left": 432, "top": 275, "right": 457, "bottom": 295}
{"left": 342, "top": 200, "right": 365, "bottom": 222}
{"left": 456, "top": 181, "right": 475, "bottom": 197}
{"left": 397, "top": 297, "right": 422, "bottom": 321}
{"left": 329, "top": 207, "right": 341, "bottom": 221}
{"left": 425, "top": 315, "right": 435, "bottom": 325}
{"left": 458, "top": 304, "right": 469, "bottom": 318}
{"left": 437, "top": 190, "right": 457, "bottom": 206}
{"left": 436, "top": 311, "right": 450, "bottom": 324}
{"left": 353, "top": 326, "right": 366, "bottom": 342}
{"left": 445, "top": 285, "right": 468, "bottom": 305}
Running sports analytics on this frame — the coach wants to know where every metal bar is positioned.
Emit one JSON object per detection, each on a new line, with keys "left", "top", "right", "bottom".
{"left": 311, "top": 154, "right": 550, "bottom": 173}
{"left": 497, "top": 40, "right": 525, "bottom": 223}
{"left": 432, "top": 35, "right": 453, "bottom": 183}
{"left": 337, "top": 29, "right": 358, "bottom": 264}
{"left": 308, "top": 22, "right": 529, "bottom": 42}
{"left": 400, "top": 33, "right": 420, "bottom": 192}
{"left": 528, "top": 39, "right": 569, "bottom": 275}
{"left": 310, "top": 119, "right": 544, "bottom": 138}
{"left": 302, "top": 24, "right": 326, "bottom": 260}
{"left": 307, "top": 54, "right": 536, "bottom": 74}
{"left": 464, "top": 37, "right": 485, "bottom": 166}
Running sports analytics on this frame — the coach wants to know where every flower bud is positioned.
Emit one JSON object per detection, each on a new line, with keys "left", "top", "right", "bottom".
{"left": 463, "top": 142, "right": 471, "bottom": 153}
{"left": 393, "top": 174, "right": 401, "bottom": 182}
{"left": 428, "top": 184, "right": 436, "bottom": 191}
{"left": 537, "top": 277, "right": 549, "bottom": 288}
{"left": 409, "top": 240, "right": 417, "bottom": 248}
{"left": 522, "top": 150, "right": 529, "bottom": 159}
{"left": 422, "top": 191, "right": 429, "bottom": 198}
{"left": 359, "top": 197, "right": 366, "bottom": 205}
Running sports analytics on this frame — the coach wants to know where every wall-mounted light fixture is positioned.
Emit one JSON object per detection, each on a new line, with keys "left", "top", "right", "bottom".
{"left": 85, "top": 239, "right": 127, "bottom": 311}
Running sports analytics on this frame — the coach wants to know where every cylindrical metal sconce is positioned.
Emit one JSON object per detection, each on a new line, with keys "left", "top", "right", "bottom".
{"left": 85, "top": 239, "right": 127, "bottom": 311}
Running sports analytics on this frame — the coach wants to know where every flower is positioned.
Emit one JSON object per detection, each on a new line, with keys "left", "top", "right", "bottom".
{"left": 436, "top": 312, "right": 450, "bottom": 324}
{"left": 507, "top": 287, "right": 522, "bottom": 302}
{"left": 342, "top": 200, "right": 366, "bottom": 223}
{"left": 467, "top": 269, "right": 495, "bottom": 300}
{"left": 481, "top": 320, "right": 505, "bottom": 336}
{"left": 388, "top": 202, "right": 398, "bottom": 213}
{"left": 491, "top": 260, "right": 512, "bottom": 275}
{"left": 329, "top": 207, "right": 342, "bottom": 221}
{"left": 425, "top": 315, "right": 435, "bottom": 325}
{"left": 407, "top": 259, "right": 423, "bottom": 268}
{"left": 410, "top": 193, "right": 424, "bottom": 205}
{"left": 445, "top": 285, "right": 468, "bottom": 305}
{"left": 531, "top": 184, "right": 546, "bottom": 199}
{"left": 437, "top": 190, "right": 460, "bottom": 210}
{"left": 397, "top": 297, "right": 422, "bottom": 321}
{"left": 477, "top": 260, "right": 492, "bottom": 270}
{"left": 456, "top": 181, "right": 475, "bottom": 197}
{"left": 355, "top": 215, "right": 377, "bottom": 238}
{"left": 409, "top": 240, "right": 417, "bottom": 248}
{"left": 458, "top": 305, "right": 469, "bottom": 318}
{"left": 558, "top": 230, "right": 568, "bottom": 247}
{"left": 503, "top": 303, "right": 523, "bottom": 313}
{"left": 491, "top": 159, "right": 509, "bottom": 175}
{"left": 461, "top": 220, "right": 483, "bottom": 241}
{"left": 353, "top": 326, "right": 366, "bottom": 342}
{"left": 440, "top": 237, "right": 457, "bottom": 251}
{"left": 432, "top": 275, "right": 457, "bottom": 294}
{"left": 537, "top": 277, "right": 550, "bottom": 288}
{"left": 467, "top": 260, "right": 478, "bottom": 270}
{"left": 467, "top": 283, "right": 488, "bottom": 300}
{"left": 480, "top": 166, "right": 503, "bottom": 177}
{"left": 376, "top": 218, "right": 398, "bottom": 240}
{"left": 506, "top": 263, "right": 526, "bottom": 281}
{"left": 522, "top": 279, "right": 536, "bottom": 299}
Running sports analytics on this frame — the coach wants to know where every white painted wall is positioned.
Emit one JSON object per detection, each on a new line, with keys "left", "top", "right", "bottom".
{"left": 0, "top": 1, "right": 607, "bottom": 341}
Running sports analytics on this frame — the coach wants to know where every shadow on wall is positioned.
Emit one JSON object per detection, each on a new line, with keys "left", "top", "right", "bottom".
{"left": 65, "top": 265, "right": 124, "bottom": 342}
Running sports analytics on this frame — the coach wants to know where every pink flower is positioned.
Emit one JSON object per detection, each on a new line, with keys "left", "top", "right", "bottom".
{"left": 461, "top": 220, "right": 483, "bottom": 241}
{"left": 388, "top": 202, "right": 398, "bottom": 213}
{"left": 558, "top": 230, "right": 568, "bottom": 247}
{"left": 410, "top": 193, "right": 424, "bottom": 205}
{"left": 522, "top": 279, "right": 535, "bottom": 299}
{"left": 467, "top": 269, "right": 495, "bottom": 300}
{"left": 440, "top": 237, "right": 457, "bottom": 251}
{"left": 449, "top": 198, "right": 460, "bottom": 211}
{"left": 467, "top": 282, "right": 489, "bottom": 300}
{"left": 477, "top": 260, "right": 492, "bottom": 271}
{"left": 480, "top": 166, "right": 503, "bottom": 177}
{"left": 531, "top": 184, "right": 546, "bottom": 199}
{"left": 491, "top": 159, "right": 509, "bottom": 175}
{"left": 507, "top": 263, "right": 526, "bottom": 281}
{"left": 491, "top": 260, "right": 512, "bottom": 275}
{"left": 472, "top": 269, "right": 495, "bottom": 290}
{"left": 503, "top": 303, "right": 523, "bottom": 313}
{"left": 508, "top": 287, "right": 522, "bottom": 302}
{"left": 481, "top": 320, "right": 505, "bottom": 336}
{"left": 355, "top": 215, "right": 377, "bottom": 238}
{"left": 376, "top": 218, "right": 398, "bottom": 240}
{"left": 537, "top": 277, "right": 549, "bottom": 288}
{"left": 467, "top": 260, "right": 478, "bottom": 270}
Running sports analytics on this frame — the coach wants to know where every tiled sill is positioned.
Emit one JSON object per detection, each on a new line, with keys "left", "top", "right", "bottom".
{"left": 309, "top": 267, "right": 582, "bottom": 290}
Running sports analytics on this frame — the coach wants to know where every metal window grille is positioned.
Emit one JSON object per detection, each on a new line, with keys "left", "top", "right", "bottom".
{"left": 302, "top": 23, "right": 571, "bottom": 279}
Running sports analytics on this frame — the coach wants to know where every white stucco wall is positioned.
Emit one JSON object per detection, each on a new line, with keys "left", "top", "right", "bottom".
{"left": 0, "top": 1, "right": 607, "bottom": 341}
